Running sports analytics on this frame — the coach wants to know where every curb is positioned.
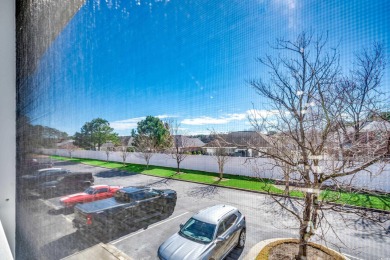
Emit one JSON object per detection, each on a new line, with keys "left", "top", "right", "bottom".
{"left": 243, "top": 238, "right": 350, "bottom": 260}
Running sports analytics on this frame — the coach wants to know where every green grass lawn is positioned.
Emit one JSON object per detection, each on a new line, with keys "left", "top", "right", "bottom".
{"left": 321, "top": 190, "right": 390, "bottom": 211}
{"left": 51, "top": 155, "right": 389, "bottom": 211}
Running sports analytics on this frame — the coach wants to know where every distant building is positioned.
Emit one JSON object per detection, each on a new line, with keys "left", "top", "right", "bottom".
{"left": 202, "top": 131, "right": 271, "bottom": 157}
{"left": 326, "top": 120, "right": 390, "bottom": 159}
{"left": 100, "top": 141, "right": 115, "bottom": 151}
{"left": 56, "top": 139, "right": 76, "bottom": 149}
{"left": 100, "top": 136, "right": 135, "bottom": 151}
{"left": 172, "top": 135, "right": 205, "bottom": 153}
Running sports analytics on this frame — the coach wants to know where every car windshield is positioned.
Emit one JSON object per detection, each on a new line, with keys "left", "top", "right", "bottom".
{"left": 179, "top": 218, "right": 216, "bottom": 244}
{"left": 84, "top": 187, "right": 95, "bottom": 195}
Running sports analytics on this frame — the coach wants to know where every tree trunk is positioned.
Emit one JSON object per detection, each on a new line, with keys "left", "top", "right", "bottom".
{"left": 296, "top": 192, "right": 313, "bottom": 260}
{"left": 284, "top": 164, "right": 290, "bottom": 195}
{"left": 176, "top": 160, "right": 180, "bottom": 174}
{"left": 176, "top": 146, "right": 180, "bottom": 174}
{"left": 219, "top": 163, "right": 224, "bottom": 179}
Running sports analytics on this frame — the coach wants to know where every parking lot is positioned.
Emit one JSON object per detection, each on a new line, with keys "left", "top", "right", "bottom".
{"left": 17, "top": 160, "right": 390, "bottom": 260}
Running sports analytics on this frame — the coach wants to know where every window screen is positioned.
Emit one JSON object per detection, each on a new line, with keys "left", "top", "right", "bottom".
{"left": 16, "top": 1, "right": 389, "bottom": 260}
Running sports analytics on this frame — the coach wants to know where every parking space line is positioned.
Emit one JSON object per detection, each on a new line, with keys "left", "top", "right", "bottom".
{"left": 39, "top": 198, "right": 61, "bottom": 210}
{"left": 61, "top": 214, "right": 74, "bottom": 223}
{"left": 111, "top": 211, "right": 189, "bottom": 245}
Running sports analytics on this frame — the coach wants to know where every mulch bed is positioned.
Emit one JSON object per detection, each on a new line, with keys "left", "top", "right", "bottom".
{"left": 269, "top": 242, "right": 336, "bottom": 260}
{"left": 256, "top": 239, "right": 345, "bottom": 260}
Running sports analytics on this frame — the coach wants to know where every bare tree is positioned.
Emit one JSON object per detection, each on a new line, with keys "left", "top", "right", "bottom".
{"left": 168, "top": 120, "right": 189, "bottom": 174}
{"left": 214, "top": 147, "right": 231, "bottom": 180}
{"left": 209, "top": 132, "right": 232, "bottom": 180}
{"left": 337, "top": 43, "right": 388, "bottom": 160}
{"left": 105, "top": 147, "right": 112, "bottom": 162}
{"left": 120, "top": 146, "right": 128, "bottom": 166}
{"left": 65, "top": 142, "right": 77, "bottom": 159}
{"left": 134, "top": 134, "right": 155, "bottom": 169}
{"left": 248, "top": 32, "right": 388, "bottom": 259}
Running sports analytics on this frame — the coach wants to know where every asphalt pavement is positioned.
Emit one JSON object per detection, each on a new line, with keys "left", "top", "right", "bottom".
{"left": 16, "top": 160, "right": 390, "bottom": 260}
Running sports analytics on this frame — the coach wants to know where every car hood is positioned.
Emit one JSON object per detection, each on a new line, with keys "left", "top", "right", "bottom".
{"left": 158, "top": 233, "right": 213, "bottom": 260}
{"left": 60, "top": 192, "right": 88, "bottom": 201}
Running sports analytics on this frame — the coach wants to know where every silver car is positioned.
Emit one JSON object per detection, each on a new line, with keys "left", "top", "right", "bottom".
{"left": 158, "top": 204, "right": 246, "bottom": 260}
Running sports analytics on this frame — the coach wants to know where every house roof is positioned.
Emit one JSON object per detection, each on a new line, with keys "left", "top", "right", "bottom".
{"left": 119, "top": 136, "right": 134, "bottom": 147}
{"left": 343, "top": 120, "right": 390, "bottom": 135}
{"left": 101, "top": 142, "right": 115, "bottom": 148}
{"left": 173, "top": 135, "right": 205, "bottom": 148}
{"left": 203, "top": 131, "right": 270, "bottom": 148}
{"left": 56, "top": 139, "right": 75, "bottom": 147}
{"left": 359, "top": 121, "right": 390, "bottom": 132}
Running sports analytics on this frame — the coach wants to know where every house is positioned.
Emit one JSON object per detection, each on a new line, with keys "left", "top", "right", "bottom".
{"left": 202, "top": 131, "right": 271, "bottom": 157}
{"left": 100, "top": 136, "right": 135, "bottom": 151}
{"left": 172, "top": 135, "right": 205, "bottom": 153}
{"left": 326, "top": 120, "right": 390, "bottom": 159}
{"left": 118, "top": 136, "right": 135, "bottom": 151}
{"left": 56, "top": 139, "right": 76, "bottom": 149}
{"left": 100, "top": 141, "right": 115, "bottom": 151}
{"left": 346, "top": 120, "right": 390, "bottom": 157}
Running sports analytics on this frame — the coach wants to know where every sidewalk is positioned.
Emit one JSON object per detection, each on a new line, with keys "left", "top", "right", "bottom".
{"left": 62, "top": 243, "right": 132, "bottom": 260}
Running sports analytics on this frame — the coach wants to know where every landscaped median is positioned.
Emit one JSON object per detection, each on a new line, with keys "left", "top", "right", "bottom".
{"left": 244, "top": 238, "right": 348, "bottom": 260}
{"left": 50, "top": 155, "right": 390, "bottom": 211}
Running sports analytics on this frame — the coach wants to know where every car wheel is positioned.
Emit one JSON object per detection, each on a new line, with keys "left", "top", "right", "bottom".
{"left": 236, "top": 229, "right": 246, "bottom": 248}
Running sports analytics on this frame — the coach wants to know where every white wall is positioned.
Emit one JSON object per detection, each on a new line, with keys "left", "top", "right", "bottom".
{"left": 43, "top": 149, "right": 390, "bottom": 192}
{"left": 47, "top": 149, "right": 280, "bottom": 178}
{"left": 0, "top": 0, "right": 15, "bottom": 257}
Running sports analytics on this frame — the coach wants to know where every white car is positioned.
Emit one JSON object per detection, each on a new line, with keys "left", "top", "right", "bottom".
{"left": 158, "top": 204, "right": 246, "bottom": 260}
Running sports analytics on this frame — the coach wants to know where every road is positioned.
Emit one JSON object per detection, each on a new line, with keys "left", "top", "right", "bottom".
{"left": 17, "top": 160, "right": 390, "bottom": 260}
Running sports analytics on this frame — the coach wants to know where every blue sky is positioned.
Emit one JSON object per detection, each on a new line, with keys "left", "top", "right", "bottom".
{"left": 29, "top": 0, "right": 390, "bottom": 136}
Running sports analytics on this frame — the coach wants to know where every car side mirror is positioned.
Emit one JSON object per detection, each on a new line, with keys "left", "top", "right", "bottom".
{"left": 179, "top": 224, "right": 184, "bottom": 229}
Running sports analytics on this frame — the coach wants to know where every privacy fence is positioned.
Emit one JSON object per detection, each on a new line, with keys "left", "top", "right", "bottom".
{"left": 40, "top": 149, "right": 390, "bottom": 192}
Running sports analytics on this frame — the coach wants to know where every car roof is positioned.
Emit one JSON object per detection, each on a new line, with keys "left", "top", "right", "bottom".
{"left": 37, "top": 167, "right": 64, "bottom": 172}
{"left": 192, "top": 204, "right": 237, "bottom": 225}
{"left": 90, "top": 185, "right": 109, "bottom": 189}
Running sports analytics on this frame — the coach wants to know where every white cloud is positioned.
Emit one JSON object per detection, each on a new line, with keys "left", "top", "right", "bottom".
{"left": 110, "top": 117, "right": 145, "bottom": 130}
{"left": 226, "top": 113, "right": 247, "bottom": 121}
{"left": 110, "top": 114, "right": 177, "bottom": 131}
{"left": 181, "top": 116, "right": 231, "bottom": 125}
{"left": 156, "top": 114, "right": 178, "bottom": 119}
{"left": 181, "top": 110, "right": 280, "bottom": 126}
{"left": 186, "top": 130, "right": 211, "bottom": 135}
{"left": 246, "top": 109, "right": 279, "bottom": 119}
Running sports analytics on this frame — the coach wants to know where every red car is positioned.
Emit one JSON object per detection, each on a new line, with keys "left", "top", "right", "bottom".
{"left": 60, "top": 185, "right": 122, "bottom": 208}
